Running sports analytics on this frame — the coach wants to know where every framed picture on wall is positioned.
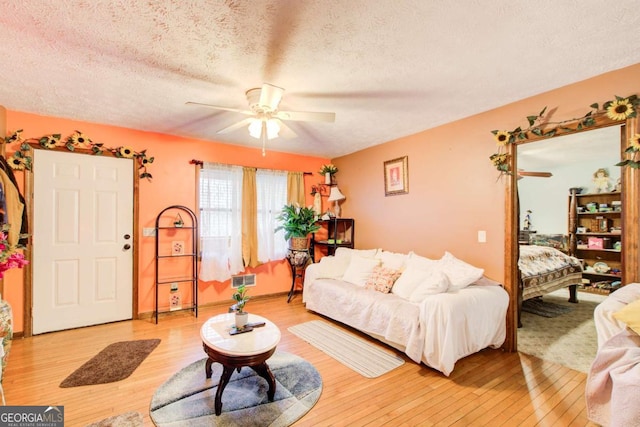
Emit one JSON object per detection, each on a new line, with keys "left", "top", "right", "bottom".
{"left": 384, "top": 156, "right": 409, "bottom": 196}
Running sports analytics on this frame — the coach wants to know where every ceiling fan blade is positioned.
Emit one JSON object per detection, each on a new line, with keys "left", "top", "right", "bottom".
{"left": 275, "top": 110, "right": 336, "bottom": 123}
{"left": 216, "top": 117, "right": 254, "bottom": 135}
{"left": 518, "top": 170, "right": 553, "bottom": 177}
{"left": 186, "top": 101, "right": 253, "bottom": 115}
{"left": 274, "top": 119, "right": 297, "bottom": 139}
{"left": 259, "top": 83, "right": 284, "bottom": 110}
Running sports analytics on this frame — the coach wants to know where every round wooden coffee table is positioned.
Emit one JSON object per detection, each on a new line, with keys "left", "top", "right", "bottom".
{"left": 200, "top": 313, "right": 281, "bottom": 415}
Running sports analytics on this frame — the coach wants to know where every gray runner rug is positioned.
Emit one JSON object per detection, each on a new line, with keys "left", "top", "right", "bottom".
{"left": 288, "top": 320, "right": 404, "bottom": 378}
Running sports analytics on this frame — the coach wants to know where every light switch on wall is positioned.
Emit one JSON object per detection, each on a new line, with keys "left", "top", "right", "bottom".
{"left": 477, "top": 230, "right": 487, "bottom": 243}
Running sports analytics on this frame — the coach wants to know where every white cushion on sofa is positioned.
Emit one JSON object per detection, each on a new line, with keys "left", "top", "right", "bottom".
{"left": 439, "top": 252, "right": 484, "bottom": 291}
{"left": 376, "top": 250, "right": 409, "bottom": 270}
{"left": 409, "top": 270, "right": 450, "bottom": 302}
{"left": 335, "top": 247, "right": 378, "bottom": 260}
{"left": 316, "top": 255, "right": 350, "bottom": 278}
{"left": 407, "top": 252, "right": 439, "bottom": 270}
{"left": 391, "top": 262, "right": 449, "bottom": 302}
{"left": 342, "top": 255, "right": 381, "bottom": 287}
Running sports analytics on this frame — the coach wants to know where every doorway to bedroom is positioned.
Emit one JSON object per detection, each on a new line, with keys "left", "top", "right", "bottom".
{"left": 516, "top": 125, "right": 620, "bottom": 372}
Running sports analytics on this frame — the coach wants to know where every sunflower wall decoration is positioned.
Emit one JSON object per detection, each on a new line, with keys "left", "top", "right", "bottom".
{"left": 489, "top": 95, "right": 640, "bottom": 176}
{"left": 3, "top": 130, "right": 154, "bottom": 180}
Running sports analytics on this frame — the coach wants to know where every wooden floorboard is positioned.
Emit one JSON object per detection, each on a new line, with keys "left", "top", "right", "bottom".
{"left": 3, "top": 295, "right": 599, "bottom": 426}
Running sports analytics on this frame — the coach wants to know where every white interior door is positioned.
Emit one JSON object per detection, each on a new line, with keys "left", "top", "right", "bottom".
{"left": 32, "top": 150, "right": 133, "bottom": 334}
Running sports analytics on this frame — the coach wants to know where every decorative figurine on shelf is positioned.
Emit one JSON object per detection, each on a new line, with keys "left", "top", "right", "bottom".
{"left": 174, "top": 213, "right": 184, "bottom": 228}
{"left": 592, "top": 168, "right": 613, "bottom": 193}
{"left": 523, "top": 210, "right": 532, "bottom": 231}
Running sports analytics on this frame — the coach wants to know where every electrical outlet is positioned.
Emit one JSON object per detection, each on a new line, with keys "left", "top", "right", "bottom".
{"left": 170, "top": 282, "right": 179, "bottom": 291}
{"left": 478, "top": 230, "right": 487, "bottom": 243}
{"left": 143, "top": 227, "right": 156, "bottom": 237}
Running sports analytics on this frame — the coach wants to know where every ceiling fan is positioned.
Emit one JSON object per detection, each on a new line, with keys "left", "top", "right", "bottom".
{"left": 186, "top": 83, "right": 336, "bottom": 155}
{"left": 517, "top": 169, "right": 553, "bottom": 179}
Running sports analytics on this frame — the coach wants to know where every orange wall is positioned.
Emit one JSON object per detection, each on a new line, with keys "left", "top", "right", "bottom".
{"left": 333, "top": 63, "right": 640, "bottom": 282}
{"left": 4, "top": 111, "right": 329, "bottom": 332}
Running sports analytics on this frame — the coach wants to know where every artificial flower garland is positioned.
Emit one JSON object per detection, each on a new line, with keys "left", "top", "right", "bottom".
{"left": 4, "top": 130, "right": 154, "bottom": 180}
{"left": 490, "top": 95, "right": 640, "bottom": 175}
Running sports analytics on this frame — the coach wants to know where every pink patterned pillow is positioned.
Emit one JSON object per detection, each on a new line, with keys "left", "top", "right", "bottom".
{"left": 365, "top": 265, "right": 402, "bottom": 293}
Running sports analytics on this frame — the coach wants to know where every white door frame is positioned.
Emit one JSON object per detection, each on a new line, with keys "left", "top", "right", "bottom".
{"left": 23, "top": 145, "right": 139, "bottom": 337}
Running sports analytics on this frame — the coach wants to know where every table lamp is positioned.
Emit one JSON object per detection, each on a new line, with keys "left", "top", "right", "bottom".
{"left": 328, "top": 186, "right": 346, "bottom": 217}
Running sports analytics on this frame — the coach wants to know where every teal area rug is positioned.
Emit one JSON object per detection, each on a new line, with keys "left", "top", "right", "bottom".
{"left": 150, "top": 351, "right": 322, "bottom": 427}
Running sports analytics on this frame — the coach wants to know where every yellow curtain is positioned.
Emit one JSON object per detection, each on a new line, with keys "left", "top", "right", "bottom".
{"left": 287, "top": 172, "right": 305, "bottom": 205}
{"left": 242, "top": 167, "right": 259, "bottom": 268}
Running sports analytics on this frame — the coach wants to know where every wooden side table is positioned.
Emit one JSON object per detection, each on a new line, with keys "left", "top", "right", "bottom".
{"left": 200, "top": 313, "right": 281, "bottom": 415}
{"left": 286, "top": 248, "right": 311, "bottom": 302}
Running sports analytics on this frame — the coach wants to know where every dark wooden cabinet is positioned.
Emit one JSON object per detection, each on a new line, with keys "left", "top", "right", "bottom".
{"left": 568, "top": 189, "right": 622, "bottom": 289}
{"left": 311, "top": 218, "right": 355, "bottom": 261}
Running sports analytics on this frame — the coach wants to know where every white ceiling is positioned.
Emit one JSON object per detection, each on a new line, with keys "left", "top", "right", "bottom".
{"left": 1, "top": 1, "right": 639, "bottom": 158}
{"left": 518, "top": 125, "right": 622, "bottom": 171}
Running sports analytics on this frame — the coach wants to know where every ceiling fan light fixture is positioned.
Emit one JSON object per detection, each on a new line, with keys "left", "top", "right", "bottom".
{"left": 248, "top": 118, "right": 280, "bottom": 140}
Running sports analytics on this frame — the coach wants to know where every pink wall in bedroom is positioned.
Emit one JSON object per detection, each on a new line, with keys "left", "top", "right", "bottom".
{"left": 332, "top": 63, "right": 640, "bottom": 284}
{"left": 3, "top": 111, "right": 329, "bottom": 333}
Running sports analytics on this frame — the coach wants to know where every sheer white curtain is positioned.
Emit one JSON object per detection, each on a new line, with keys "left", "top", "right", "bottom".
{"left": 199, "top": 163, "right": 244, "bottom": 282}
{"left": 256, "top": 169, "right": 288, "bottom": 262}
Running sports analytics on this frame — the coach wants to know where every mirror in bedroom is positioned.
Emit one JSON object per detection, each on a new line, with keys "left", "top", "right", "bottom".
{"left": 515, "top": 124, "right": 624, "bottom": 373}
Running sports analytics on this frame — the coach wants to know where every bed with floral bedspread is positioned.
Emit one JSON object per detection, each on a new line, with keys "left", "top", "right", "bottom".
{"left": 517, "top": 245, "right": 583, "bottom": 325}
{"left": 518, "top": 245, "right": 583, "bottom": 300}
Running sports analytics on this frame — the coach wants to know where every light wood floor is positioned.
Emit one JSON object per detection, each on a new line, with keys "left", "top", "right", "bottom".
{"left": 4, "top": 294, "right": 598, "bottom": 427}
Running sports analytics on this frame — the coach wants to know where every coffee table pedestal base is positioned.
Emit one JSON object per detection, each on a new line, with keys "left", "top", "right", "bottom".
{"left": 203, "top": 345, "right": 277, "bottom": 416}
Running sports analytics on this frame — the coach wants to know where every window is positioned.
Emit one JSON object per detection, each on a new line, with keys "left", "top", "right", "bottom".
{"left": 199, "top": 163, "right": 243, "bottom": 282}
{"left": 256, "top": 169, "right": 287, "bottom": 262}
{"left": 198, "top": 164, "right": 289, "bottom": 281}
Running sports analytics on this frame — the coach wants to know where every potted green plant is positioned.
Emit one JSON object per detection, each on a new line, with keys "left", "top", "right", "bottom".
{"left": 319, "top": 164, "right": 338, "bottom": 184}
{"left": 232, "top": 284, "right": 251, "bottom": 328}
{"left": 275, "top": 203, "right": 321, "bottom": 250}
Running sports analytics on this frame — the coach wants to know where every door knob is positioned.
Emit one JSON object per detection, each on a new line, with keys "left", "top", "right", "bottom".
{"left": 124, "top": 234, "right": 131, "bottom": 240}
{"left": 123, "top": 244, "right": 131, "bottom": 250}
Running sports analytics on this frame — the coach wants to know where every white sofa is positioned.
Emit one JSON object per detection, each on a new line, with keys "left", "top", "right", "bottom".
{"left": 302, "top": 248, "right": 509, "bottom": 376}
{"left": 586, "top": 283, "right": 640, "bottom": 426}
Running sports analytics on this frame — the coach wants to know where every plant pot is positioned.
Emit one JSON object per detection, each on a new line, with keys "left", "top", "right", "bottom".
{"left": 289, "top": 236, "right": 309, "bottom": 250}
{"left": 235, "top": 312, "right": 249, "bottom": 328}
{"left": 325, "top": 172, "right": 332, "bottom": 185}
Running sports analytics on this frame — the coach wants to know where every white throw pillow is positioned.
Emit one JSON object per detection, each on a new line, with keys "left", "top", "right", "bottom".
{"left": 409, "top": 270, "right": 451, "bottom": 303}
{"left": 439, "top": 251, "right": 484, "bottom": 291}
{"left": 316, "top": 256, "right": 350, "bottom": 279}
{"left": 341, "top": 255, "right": 381, "bottom": 287}
{"left": 392, "top": 266, "right": 431, "bottom": 300}
{"left": 406, "top": 252, "right": 439, "bottom": 271}
{"left": 376, "top": 250, "right": 409, "bottom": 270}
{"left": 334, "top": 247, "right": 378, "bottom": 260}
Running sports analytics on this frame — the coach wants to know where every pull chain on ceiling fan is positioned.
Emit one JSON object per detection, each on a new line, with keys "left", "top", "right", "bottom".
{"left": 186, "top": 83, "right": 336, "bottom": 156}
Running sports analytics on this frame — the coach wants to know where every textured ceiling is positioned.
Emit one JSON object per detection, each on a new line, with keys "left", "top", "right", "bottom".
{"left": 0, "top": 1, "right": 639, "bottom": 158}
